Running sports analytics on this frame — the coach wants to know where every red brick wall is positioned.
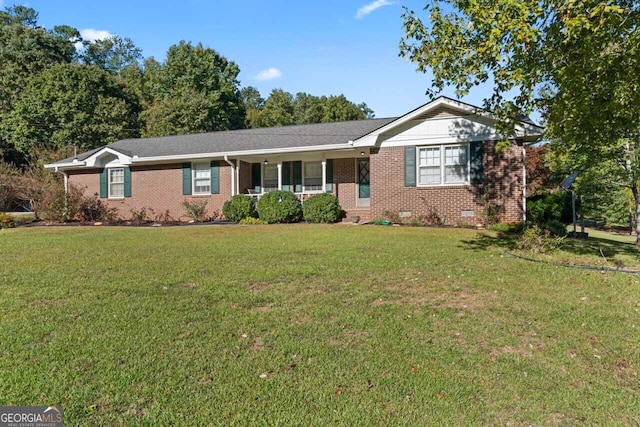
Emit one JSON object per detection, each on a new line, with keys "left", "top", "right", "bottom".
{"left": 67, "top": 142, "right": 523, "bottom": 224}
{"left": 369, "top": 142, "right": 524, "bottom": 225}
{"left": 68, "top": 163, "right": 232, "bottom": 221}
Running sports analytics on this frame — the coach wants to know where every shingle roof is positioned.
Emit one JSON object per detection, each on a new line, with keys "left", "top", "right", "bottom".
{"left": 61, "top": 118, "right": 397, "bottom": 164}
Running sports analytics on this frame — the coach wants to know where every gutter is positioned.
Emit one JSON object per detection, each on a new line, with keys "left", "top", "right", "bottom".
{"left": 129, "top": 143, "right": 356, "bottom": 164}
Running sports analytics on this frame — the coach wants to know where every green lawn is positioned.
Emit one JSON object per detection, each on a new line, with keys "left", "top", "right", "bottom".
{"left": 1, "top": 225, "right": 638, "bottom": 425}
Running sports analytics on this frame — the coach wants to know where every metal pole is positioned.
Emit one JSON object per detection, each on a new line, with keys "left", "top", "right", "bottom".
{"left": 572, "top": 190, "right": 577, "bottom": 237}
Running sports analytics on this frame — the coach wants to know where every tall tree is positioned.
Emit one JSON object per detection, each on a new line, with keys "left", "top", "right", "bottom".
{"left": 321, "top": 95, "right": 367, "bottom": 122}
{"left": 141, "top": 41, "right": 244, "bottom": 135}
{"left": 400, "top": 1, "right": 640, "bottom": 241}
{"left": 80, "top": 35, "right": 142, "bottom": 74}
{"left": 240, "top": 86, "right": 264, "bottom": 129}
{"left": 0, "top": 6, "right": 79, "bottom": 164}
{"left": 260, "top": 89, "right": 295, "bottom": 127}
{"left": 2, "top": 63, "right": 140, "bottom": 158}
{"left": 293, "top": 92, "right": 324, "bottom": 124}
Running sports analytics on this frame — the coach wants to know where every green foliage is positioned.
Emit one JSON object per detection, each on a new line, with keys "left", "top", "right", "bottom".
{"left": 527, "top": 192, "right": 572, "bottom": 226}
{"left": 259, "top": 89, "right": 295, "bottom": 127}
{"left": 140, "top": 41, "right": 244, "bottom": 136}
{"left": 2, "top": 63, "right": 140, "bottom": 157}
{"left": 238, "top": 216, "right": 266, "bottom": 225}
{"left": 79, "top": 35, "right": 142, "bottom": 73}
{"left": 302, "top": 193, "right": 342, "bottom": 223}
{"left": 257, "top": 191, "right": 302, "bottom": 224}
{"left": 222, "top": 194, "right": 257, "bottom": 222}
{"left": 0, "top": 212, "right": 15, "bottom": 229}
{"left": 182, "top": 199, "right": 209, "bottom": 223}
{"left": 518, "top": 225, "right": 565, "bottom": 254}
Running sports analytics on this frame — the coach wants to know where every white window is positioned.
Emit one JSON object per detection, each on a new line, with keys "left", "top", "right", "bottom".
{"left": 192, "top": 163, "right": 211, "bottom": 195}
{"left": 109, "top": 168, "right": 124, "bottom": 198}
{"left": 418, "top": 144, "right": 469, "bottom": 186}
{"left": 263, "top": 164, "right": 278, "bottom": 192}
{"left": 303, "top": 162, "right": 322, "bottom": 192}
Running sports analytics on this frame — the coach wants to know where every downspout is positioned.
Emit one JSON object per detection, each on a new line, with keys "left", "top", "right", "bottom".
{"left": 223, "top": 156, "right": 235, "bottom": 196}
{"left": 522, "top": 145, "right": 527, "bottom": 223}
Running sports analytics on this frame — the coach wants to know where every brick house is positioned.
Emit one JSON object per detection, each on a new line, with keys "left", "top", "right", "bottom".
{"left": 45, "top": 97, "right": 542, "bottom": 224}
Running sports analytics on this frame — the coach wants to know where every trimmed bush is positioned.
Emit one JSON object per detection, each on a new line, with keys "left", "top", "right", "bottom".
{"left": 0, "top": 212, "right": 15, "bottom": 229}
{"left": 257, "top": 191, "right": 302, "bottom": 224}
{"left": 223, "top": 195, "right": 257, "bottom": 222}
{"left": 303, "top": 193, "right": 342, "bottom": 223}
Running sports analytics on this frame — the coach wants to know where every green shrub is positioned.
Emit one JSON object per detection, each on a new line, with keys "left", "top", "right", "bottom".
{"left": 527, "top": 192, "right": 573, "bottom": 225}
{"left": 257, "top": 191, "right": 302, "bottom": 224}
{"left": 239, "top": 217, "right": 267, "bottom": 225}
{"left": 0, "top": 212, "right": 15, "bottom": 229}
{"left": 223, "top": 195, "right": 257, "bottom": 222}
{"left": 518, "top": 225, "right": 565, "bottom": 253}
{"left": 183, "top": 199, "right": 209, "bottom": 222}
{"left": 302, "top": 193, "right": 342, "bottom": 223}
{"left": 38, "top": 184, "right": 85, "bottom": 222}
{"left": 544, "top": 219, "right": 568, "bottom": 237}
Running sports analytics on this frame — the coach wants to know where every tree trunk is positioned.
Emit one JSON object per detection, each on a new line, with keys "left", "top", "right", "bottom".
{"left": 633, "top": 185, "right": 640, "bottom": 245}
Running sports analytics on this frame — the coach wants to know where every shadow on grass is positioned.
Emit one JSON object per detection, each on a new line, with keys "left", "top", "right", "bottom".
{"left": 461, "top": 231, "right": 639, "bottom": 261}
{"left": 562, "top": 236, "right": 639, "bottom": 260}
{"left": 459, "top": 232, "right": 519, "bottom": 252}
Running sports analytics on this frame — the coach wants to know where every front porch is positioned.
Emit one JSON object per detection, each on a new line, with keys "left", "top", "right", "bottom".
{"left": 228, "top": 152, "right": 372, "bottom": 217}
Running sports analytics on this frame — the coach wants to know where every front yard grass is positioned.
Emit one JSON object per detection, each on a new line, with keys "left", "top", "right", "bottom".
{"left": 1, "top": 225, "right": 638, "bottom": 425}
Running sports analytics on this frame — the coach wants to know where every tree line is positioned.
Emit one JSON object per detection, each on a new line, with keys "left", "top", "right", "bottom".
{"left": 0, "top": 5, "right": 373, "bottom": 168}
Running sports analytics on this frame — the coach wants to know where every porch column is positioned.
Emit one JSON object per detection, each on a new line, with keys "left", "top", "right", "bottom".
{"left": 321, "top": 160, "right": 327, "bottom": 193}
{"left": 277, "top": 163, "right": 282, "bottom": 190}
{"left": 236, "top": 159, "right": 240, "bottom": 195}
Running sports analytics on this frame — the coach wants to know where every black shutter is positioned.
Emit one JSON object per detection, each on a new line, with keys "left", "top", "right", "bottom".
{"left": 470, "top": 141, "right": 484, "bottom": 184}
{"left": 251, "top": 163, "right": 261, "bottom": 193}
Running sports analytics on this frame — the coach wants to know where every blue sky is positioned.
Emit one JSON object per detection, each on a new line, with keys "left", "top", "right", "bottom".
{"left": 7, "top": 0, "right": 497, "bottom": 118}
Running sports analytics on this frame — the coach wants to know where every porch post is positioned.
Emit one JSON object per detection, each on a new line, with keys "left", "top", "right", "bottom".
{"left": 321, "top": 160, "right": 327, "bottom": 193}
{"left": 236, "top": 159, "right": 240, "bottom": 195}
{"left": 277, "top": 163, "right": 282, "bottom": 190}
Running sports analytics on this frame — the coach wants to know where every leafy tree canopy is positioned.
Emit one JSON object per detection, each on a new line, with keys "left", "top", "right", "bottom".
{"left": 2, "top": 63, "right": 140, "bottom": 158}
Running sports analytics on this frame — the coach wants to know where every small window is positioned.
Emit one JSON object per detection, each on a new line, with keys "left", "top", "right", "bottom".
{"left": 263, "top": 164, "right": 278, "bottom": 192}
{"left": 303, "top": 162, "right": 322, "bottom": 192}
{"left": 418, "top": 147, "right": 441, "bottom": 185}
{"left": 109, "top": 168, "right": 124, "bottom": 198}
{"left": 192, "top": 163, "right": 211, "bottom": 195}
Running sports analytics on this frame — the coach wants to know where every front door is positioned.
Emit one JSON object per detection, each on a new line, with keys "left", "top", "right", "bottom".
{"left": 357, "top": 159, "right": 370, "bottom": 206}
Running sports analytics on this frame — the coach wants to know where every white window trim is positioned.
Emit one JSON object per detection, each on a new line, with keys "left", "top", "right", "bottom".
{"left": 108, "top": 167, "right": 125, "bottom": 199}
{"left": 192, "top": 162, "right": 211, "bottom": 195}
{"left": 302, "top": 160, "right": 323, "bottom": 194}
{"left": 416, "top": 144, "right": 470, "bottom": 187}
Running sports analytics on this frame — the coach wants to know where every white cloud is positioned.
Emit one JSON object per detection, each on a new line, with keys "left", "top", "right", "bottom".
{"left": 255, "top": 67, "right": 282, "bottom": 81}
{"left": 356, "top": 0, "right": 393, "bottom": 19}
{"left": 80, "top": 28, "right": 113, "bottom": 43}
{"left": 75, "top": 28, "right": 113, "bottom": 50}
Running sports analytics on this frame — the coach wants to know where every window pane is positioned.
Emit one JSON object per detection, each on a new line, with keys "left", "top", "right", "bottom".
{"left": 445, "top": 165, "right": 468, "bottom": 183}
{"left": 419, "top": 147, "right": 440, "bottom": 167}
{"left": 445, "top": 145, "right": 467, "bottom": 165}
{"left": 304, "top": 162, "right": 322, "bottom": 190}
{"left": 110, "top": 183, "right": 124, "bottom": 197}
{"left": 419, "top": 166, "right": 441, "bottom": 185}
{"left": 263, "top": 164, "right": 278, "bottom": 191}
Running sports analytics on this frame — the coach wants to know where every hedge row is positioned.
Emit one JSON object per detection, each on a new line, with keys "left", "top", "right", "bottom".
{"left": 222, "top": 191, "right": 342, "bottom": 224}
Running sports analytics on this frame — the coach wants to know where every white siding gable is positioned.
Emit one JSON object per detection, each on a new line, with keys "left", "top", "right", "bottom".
{"left": 378, "top": 107, "right": 500, "bottom": 147}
